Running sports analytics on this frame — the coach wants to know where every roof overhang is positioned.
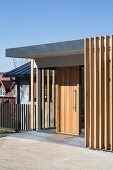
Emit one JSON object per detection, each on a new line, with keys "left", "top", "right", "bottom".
{"left": 6, "top": 39, "right": 84, "bottom": 59}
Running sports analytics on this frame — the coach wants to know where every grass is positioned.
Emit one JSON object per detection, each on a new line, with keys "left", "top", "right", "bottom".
{"left": 0, "top": 128, "right": 15, "bottom": 138}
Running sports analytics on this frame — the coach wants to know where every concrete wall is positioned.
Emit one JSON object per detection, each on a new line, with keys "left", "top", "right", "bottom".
{"left": 35, "top": 54, "right": 84, "bottom": 68}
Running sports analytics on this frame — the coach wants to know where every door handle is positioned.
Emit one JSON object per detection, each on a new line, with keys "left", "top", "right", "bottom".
{"left": 73, "top": 90, "right": 77, "bottom": 112}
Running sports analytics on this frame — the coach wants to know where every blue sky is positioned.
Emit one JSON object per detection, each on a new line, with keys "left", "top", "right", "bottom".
{"left": 0, "top": 0, "right": 113, "bottom": 71}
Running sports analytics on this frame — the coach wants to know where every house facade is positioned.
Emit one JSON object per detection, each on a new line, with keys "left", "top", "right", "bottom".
{"left": 0, "top": 73, "right": 15, "bottom": 104}
{"left": 4, "top": 62, "right": 36, "bottom": 105}
{"left": 6, "top": 35, "right": 113, "bottom": 152}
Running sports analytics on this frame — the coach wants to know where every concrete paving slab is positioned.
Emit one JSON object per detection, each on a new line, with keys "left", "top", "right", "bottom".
{"left": 0, "top": 136, "right": 113, "bottom": 170}
{"left": 7, "top": 130, "right": 85, "bottom": 148}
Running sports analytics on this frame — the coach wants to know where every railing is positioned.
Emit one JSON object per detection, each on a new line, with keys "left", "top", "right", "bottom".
{"left": 0, "top": 103, "right": 36, "bottom": 131}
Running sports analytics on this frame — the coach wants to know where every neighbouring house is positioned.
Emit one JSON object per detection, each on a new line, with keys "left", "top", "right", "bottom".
{"left": 4, "top": 62, "right": 54, "bottom": 128}
{"left": 5, "top": 35, "right": 113, "bottom": 152}
{"left": 0, "top": 72, "right": 15, "bottom": 104}
{"left": 4, "top": 62, "right": 36, "bottom": 105}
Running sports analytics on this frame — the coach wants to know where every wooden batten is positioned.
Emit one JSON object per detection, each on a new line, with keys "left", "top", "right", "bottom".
{"left": 89, "top": 38, "right": 94, "bottom": 148}
{"left": 94, "top": 37, "right": 99, "bottom": 148}
{"left": 52, "top": 70, "right": 55, "bottom": 127}
{"left": 31, "top": 59, "right": 34, "bottom": 130}
{"left": 99, "top": 37, "right": 104, "bottom": 149}
{"left": 104, "top": 36, "right": 110, "bottom": 150}
{"left": 41, "top": 69, "right": 45, "bottom": 128}
{"left": 110, "top": 35, "right": 113, "bottom": 151}
{"left": 47, "top": 70, "right": 50, "bottom": 128}
{"left": 36, "top": 67, "right": 38, "bottom": 129}
{"left": 56, "top": 69, "right": 60, "bottom": 132}
{"left": 84, "top": 38, "right": 90, "bottom": 147}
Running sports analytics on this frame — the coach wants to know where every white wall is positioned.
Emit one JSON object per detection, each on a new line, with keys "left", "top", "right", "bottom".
{"left": 20, "top": 79, "right": 29, "bottom": 104}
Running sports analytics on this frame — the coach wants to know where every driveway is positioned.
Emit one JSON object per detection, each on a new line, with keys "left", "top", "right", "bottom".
{"left": 0, "top": 135, "right": 113, "bottom": 170}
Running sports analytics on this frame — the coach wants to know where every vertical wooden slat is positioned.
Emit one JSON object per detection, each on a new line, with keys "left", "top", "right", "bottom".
{"left": 13, "top": 104, "right": 14, "bottom": 129}
{"left": 99, "top": 36, "right": 104, "bottom": 149}
{"left": 89, "top": 38, "right": 94, "bottom": 148}
{"left": 64, "top": 68, "right": 69, "bottom": 133}
{"left": 31, "top": 59, "right": 34, "bottom": 130}
{"left": 11, "top": 104, "right": 13, "bottom": 129}
{"left": 4, "top": 103, "right": 5, "bottom": 127}
{"left": 18, "top": 104, "right": 22, "bottom": 130}
{"left": 94, "top": 37, "right": 99, "bottom": 148}
{"left": 9, "top": 104, "right": 11, "bottom": 128}
{"left": 111, "top": 35, "right": 113, "bottom": 151}
{"left": 25, "top": 104, "right": 27, "bottom": 130}
{"left": 21, "top": 104, "right": 23, "bottom": 130}
{"left": 16, "top": 104, "right": 19, "bottom": 130}
{"left": 35, "top": 105, "right": 36, "bottom": 130}
{"left": 104, "top": 36, "right": 110, "bottom": 150}
{"left": 61, "top": 68, "right": 65, "bottom": 132}
{"left": 69, "top": 68, "right": 72, "bottom": 134}
{"left": 84, "top": 38, "right": 90, "bottom": 147}
{"left": 23, "top": 104, "right": 26, "bottom": 130}
{"left": 7, "top": 104, "right": 10, "bottom": 128}
{"left": 41, "top": 69, "right": 45, "bottom": 128}
{"left": 26, "top": 104, "right": 27, "bottom": 130}
{"left": 47, "top": 70, "right": 50, "bottom": 128}
{"left": 52, "top": 70, "right": 55, "bottom": 127}
{"left": 56, "top": 69, "right": 60, "bottom": 132}
{"left": 5, "top": 104, "right": 7, "bottom": 128}
{"left": 28, "top": 104, "right": 30, "bottom": 130}
{"left": 10, "top": 104, "right": 11, "bottom": 129}
{"left": 0, "top": 104, "right": 1, "bottom": 127}
{"left": 71, "top": 67, "right": 75, "bottom": 134}
{"left": 1, "top": 104, "right": 3, "bottom": 127}
{"left": 36, "top": 67, "right": 38, "bottom": 129}
{"left": 76, "top": 67, "right": 80, "bottom": 135}
{"left": 13, "top": 104, "right": 18, "bottom": 130}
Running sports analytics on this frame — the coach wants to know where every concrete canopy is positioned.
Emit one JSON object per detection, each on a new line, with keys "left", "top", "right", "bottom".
{"left": 6, "top": 39, "right": 84, "bottom": 68}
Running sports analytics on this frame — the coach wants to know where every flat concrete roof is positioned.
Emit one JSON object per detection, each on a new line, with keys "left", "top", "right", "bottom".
{"left": 6, "top": 39, "right": 84, "bottom": 59}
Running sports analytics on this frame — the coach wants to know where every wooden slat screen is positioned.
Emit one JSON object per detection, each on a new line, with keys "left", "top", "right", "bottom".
{"left": 41, "top": 69, "right": 56, "bottom": 129}
{"left": 0, "top": 103, "right": 36, "bottom": 131}
{"left": 84, "top": 35, "right": 113, "bottom": 151}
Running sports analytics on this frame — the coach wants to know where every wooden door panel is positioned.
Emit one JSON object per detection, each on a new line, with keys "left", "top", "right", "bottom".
{"left": 56, "top": 66, "right": 80, "bottom": 135}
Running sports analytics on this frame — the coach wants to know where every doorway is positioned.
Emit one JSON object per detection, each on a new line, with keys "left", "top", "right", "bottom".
{"left": 56, "top": 66, "right": 81, "bottom": 135}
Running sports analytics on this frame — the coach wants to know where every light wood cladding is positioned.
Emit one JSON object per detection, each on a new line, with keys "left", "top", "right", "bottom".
{"left": 85, "top": 35, "right": 113, "bottom": 151}
{"left": 56, "top": 67, "right": 80, "bottom": 135}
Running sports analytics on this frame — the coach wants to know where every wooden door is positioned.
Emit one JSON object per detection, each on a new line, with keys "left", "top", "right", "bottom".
{"left": 56, "top": 66, "right": 80, "bottom": 135}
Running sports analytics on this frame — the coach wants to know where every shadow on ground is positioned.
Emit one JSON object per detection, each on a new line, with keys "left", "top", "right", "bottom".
{"left": 7, "top": 130, "right": 85, "bottom": 148}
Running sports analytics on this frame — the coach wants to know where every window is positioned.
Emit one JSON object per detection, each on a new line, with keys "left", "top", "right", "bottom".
{"left": 13, "top": 87, "right": 16, "bottom": 97}
{"left": 0, "top": 88, "right": 5, "bottom": 96}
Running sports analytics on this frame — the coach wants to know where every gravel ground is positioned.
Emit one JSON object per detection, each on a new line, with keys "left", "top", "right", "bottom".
{"left": 0, "top": 136, "right": 113, "bottom": 170}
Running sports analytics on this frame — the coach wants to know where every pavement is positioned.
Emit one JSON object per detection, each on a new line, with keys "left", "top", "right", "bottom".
{"left": 0, "top": 131, "right": 113, "bottom": 170}
{"left": 7, "top": 130, "right": 85, "bottom": 148}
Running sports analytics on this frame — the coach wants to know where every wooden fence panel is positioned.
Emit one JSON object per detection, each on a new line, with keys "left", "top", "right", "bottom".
{"left": 85, "top": 35, "right": 113, "bottom": 151}
{"left": 0, "top": 103, "right": 35, "bottom": 131}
